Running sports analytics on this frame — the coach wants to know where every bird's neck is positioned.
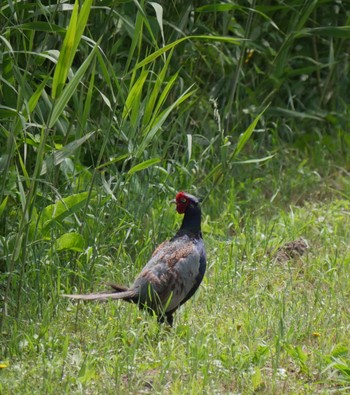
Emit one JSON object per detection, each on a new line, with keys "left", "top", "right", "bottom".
{"left": 176, "top": 206, "right": 202, "bottom": 239}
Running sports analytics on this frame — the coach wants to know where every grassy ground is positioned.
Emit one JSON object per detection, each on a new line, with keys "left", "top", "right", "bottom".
{"left": 1, "top": 159, "right": 350, "bottom": 394}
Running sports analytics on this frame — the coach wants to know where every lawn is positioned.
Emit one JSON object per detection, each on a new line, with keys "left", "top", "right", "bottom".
{"left": 2, "top": 165, "right": 350, "bottom": 394}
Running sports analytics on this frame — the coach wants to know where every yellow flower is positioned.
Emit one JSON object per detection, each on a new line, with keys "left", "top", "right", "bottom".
{"left": 312, "top": 332, "right": 321, "bottom": 338}
{"left": 0, "top": 363, "right": 8, "bottom": 369}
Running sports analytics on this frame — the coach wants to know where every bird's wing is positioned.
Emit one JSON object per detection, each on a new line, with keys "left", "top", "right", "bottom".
{"left": 133, "top": 237, "right": 201, "bottom": 312}
{"left": 178, "top": 238, "right": 206, "bottom": 307}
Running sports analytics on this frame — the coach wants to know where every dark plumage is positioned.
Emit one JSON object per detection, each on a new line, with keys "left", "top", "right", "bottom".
{"left": 64, "top": 191, "right": 206, "bottom": 326}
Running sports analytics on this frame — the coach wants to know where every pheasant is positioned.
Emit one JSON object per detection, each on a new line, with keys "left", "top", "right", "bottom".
{"left": 64, "top": 192, "right": 206, "bottom": 326}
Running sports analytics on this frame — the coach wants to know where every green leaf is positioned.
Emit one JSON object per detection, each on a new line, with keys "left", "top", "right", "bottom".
{"left": 51, "top": 0, "right": 79, "bottom": 99}
{"left": 0, "top": 34, "right": 13, "bottom": 52}
{"left": 252, "top": 368, "right": 262, "bottom": 390}
{"left": 122, "top": 69, "right": 149, "bottom": 125}
{"left": 0, "top": 196, "right": 8, "bottom": 218}
{"left": 38, "top": 192, "right": 94, "bottom": 235}
{"left": 125, "top": 10, "right": 144, "bottom": 72}
{"left": 269, "top": 107, "right": 325, "bottom": 121}
{"left": 147, "top": 70, "right": 179, "bottom": 127}
{"left": 22, "top": 77, "right": 49, "bottom": 120}
{"left": 75, "top": 0, "right": 93, "bottom": 42}
{"left": 196, "top": 4, "right": 241, "bottom": 12}
{"left": 128, "top": 158, "right": 161, "bottom": 176}
{"left": 49, "top": 44, "right": 98, "bottom": 128}
{"left": 233, "top": 154, "right": 275, "bottom": 164}
{"left": 297, "top": 26, "right": 350, "bottom": 38}
{"left": 15, "top": 22, "right": 65, "bottom": 33}
{"left": 295, "top": 0, "right": 318, "bottom": 33}
{"left": 40, "top": 132, "right": 95, "bottom": 175}
{"left": 149, "top": 2, "right": 165, "bottom": 44}
{"left": 133, "top": 35, "right": 241, "bottom": 71}
{"left": 79, "top": 60, "right": 96, "bottom": 132}
{"left": 331, "top": 344, "right": 349, "bottom": 358}
{"left": 135, "top": 85, "right": 195, "bottom": 157}
{"left": 51, "top": 0, "right": 93, "bottom": 99}
{"left": 0, "top": 106, "right": 19, "bottom": 118}
{"left": 232, "top": 105, "right": 269, "bottom": 158}
{"left": 201, "top": 163, "right": 222, "bottom": 184}
{"left": 55, "top": 232, "right": 85, "bottom": 252}
{"left": 143, "top": 50, "right": 175, "bottom": 126}
{"left": 96, "top": 154, "right": 129, "bottom": 170}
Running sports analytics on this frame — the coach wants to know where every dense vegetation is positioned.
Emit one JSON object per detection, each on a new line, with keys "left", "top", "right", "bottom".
{"left": 1, "top": 0, "right": 350, "bottom": 393}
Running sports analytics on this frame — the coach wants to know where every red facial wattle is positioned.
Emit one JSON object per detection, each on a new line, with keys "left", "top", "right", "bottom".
{"left": 176, "top": 202, "right": 187, "bottom": 214}
{"left": 175, "top": 191, "right": 189, "bottom": 214}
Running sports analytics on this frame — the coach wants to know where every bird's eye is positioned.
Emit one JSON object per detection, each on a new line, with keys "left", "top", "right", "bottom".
{"left": 180, "top": 198, "right": 187, "bottom": 203}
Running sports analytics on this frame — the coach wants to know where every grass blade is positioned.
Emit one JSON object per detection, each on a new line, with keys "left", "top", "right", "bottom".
{"left": 127, "top": 157, "right": 161, "bottom": 176}
{"left": 232, "top": 105, "right": 269, "bottom": 158}
{"left": 51, "top": 0, "right": 93, "bottom": 99}
{"left": 133, "top": 35, "right": 241, "bottom": 71}
{"left": 40, "top": 132, "right": 95, "bottom": 175}
{"left": 149, "top": 2, "right": 165, "bottom": 45}
{"left": 122, "top": 69, "right": 149, "bottom": 125}
{"left": 135, "top": 85, "right": 195, "bottom": 157}
{"left": 49, "top": 45, "right": 98, "bottom": 128}
{"left": 51, "top": 0, "right": 79, "bottom": 99}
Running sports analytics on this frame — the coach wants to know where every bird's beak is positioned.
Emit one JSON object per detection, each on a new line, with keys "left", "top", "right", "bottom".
{"left": 170, "top": 199, "right": 176, "bottom": 204}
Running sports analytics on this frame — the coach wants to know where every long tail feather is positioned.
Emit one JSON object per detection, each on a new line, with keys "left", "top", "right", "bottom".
{"left": 63, "top": 289, "right": 136, "bottom": 301}
{"left": 106, "top": 282, "right": 129, "bottom": 292}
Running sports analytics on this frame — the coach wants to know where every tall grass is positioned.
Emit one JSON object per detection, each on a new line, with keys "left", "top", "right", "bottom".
{"left": 1, "top": 1, "right": 350, "bottom": 393}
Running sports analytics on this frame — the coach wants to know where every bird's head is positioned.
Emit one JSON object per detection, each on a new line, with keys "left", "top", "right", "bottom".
{"left": 172, "top": 191, "right": 200, "bottom": 214}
